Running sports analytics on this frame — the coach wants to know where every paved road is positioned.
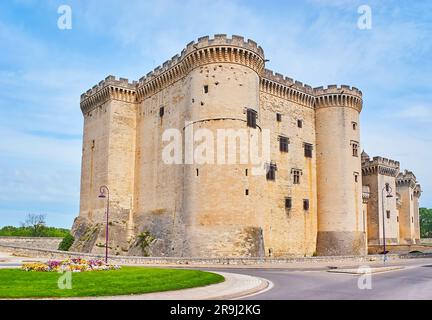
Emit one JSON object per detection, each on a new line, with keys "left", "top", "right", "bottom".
{"left": 207, "top": 258, "right": 432, "bottom": 300}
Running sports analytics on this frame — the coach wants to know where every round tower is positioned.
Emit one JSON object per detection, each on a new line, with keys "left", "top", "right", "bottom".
{"left": 314, "top": 85, "right": 365, "bottom": 256}
{"left": 181, "top": 35, "right": 266, "bottom": 257}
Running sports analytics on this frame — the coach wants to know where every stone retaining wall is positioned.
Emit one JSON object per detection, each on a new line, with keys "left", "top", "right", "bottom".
{"left": 1, "top": 243, "right": 431, "bottom": 265}
{"left": 0, "top": 237, "right": 63, "bottom": 250}
{"left": 368, "top": 244, "right": 432, "bottom": 254}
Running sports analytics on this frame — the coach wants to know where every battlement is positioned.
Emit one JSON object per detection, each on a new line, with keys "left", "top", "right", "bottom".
{"left": 362, "top": 155, "right": 400, "bottom": 177}
{"left": 262, "top": 68, "right": 314, "bottom": 95}
{"left": 137, "top": 34, "right": 264, "bottom": 87}
{"left": 80, "top": 75, "right": 138, "bottom": 114}
{"left": 80, "top": 75, "right": 138, "bottom": 102}
{"left": 313, "top": 85, "right": 362, "bottom": 98}
{"left": 396, "top": 169, "right": 417, "bottom": 187}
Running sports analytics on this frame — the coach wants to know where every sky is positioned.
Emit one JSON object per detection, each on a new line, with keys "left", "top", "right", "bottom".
{"left": 0, "top": 0, "right": 431, "bottom": 228}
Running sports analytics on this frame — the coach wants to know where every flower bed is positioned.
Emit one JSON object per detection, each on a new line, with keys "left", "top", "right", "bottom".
{"left": 22, "top": 258, "right": 120, "bottom": 272}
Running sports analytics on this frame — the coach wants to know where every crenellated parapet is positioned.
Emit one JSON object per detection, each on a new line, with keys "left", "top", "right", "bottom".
{"left": 414, "top": 184, "right": 422, "bottom": 198}
{"left": 362, "top": 156, "right": 400, "bottom": 177}
{"left": 260, "top": 69, "right": 315, "bottom": 108}
{"left": 80, "top": 76, "right": 138, "bottom": 114}
{"left": 136, "top": 34, "right": 265, "bottom": 100}
{"left": 397, "top": 170, "right": 417, "bottom": 188}
{"left": 79, "top": 35, "right": 365, "bottom": 115}
{"left": 314, "top": 85, "right": 363, "bottom": 112}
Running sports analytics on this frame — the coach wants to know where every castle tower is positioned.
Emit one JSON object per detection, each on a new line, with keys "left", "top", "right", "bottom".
{"left": 180, "top": 35, "right": 266, "bottom": 257}
{"left": 413, "top": 184, "right": 422, "bottom": 243}
{"left": 314, "top": 85, "right": 366, "bottom": 255}
{"left": 72, "top": 76, "right": 138, "bottom": 254}
{"left": 362, "top": 156, "right": 400, "bottom": 246}
{"left": 397, "top": 170, "right": 419, "bottom": 244}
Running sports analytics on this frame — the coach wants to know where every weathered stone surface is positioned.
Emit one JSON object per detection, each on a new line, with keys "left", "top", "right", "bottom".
{"left": 71, "top": 34, "right": 421, "bottom": 258}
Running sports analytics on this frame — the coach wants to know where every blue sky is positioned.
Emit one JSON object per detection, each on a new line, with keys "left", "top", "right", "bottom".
{"left": 0, "top": 0, "right": 431, "bottom": 228}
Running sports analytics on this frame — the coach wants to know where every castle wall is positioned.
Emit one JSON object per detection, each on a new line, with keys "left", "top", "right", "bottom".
{"left": 398, "top": 184, "right": 416, "bottom": 244}
{"left": 362, "top": 172, "right": 399, "bottom": 245}
{"left": 134, "top": 77, "right": 189, "bottom": 256}
{"left": 315, "top": 92, "right": 366, "bottom": 256}
{"left": 260, "top": 92, "right": 317, "bottom": 256}
{"left": 74, "top": 97, "right": 137, "bottom": 255}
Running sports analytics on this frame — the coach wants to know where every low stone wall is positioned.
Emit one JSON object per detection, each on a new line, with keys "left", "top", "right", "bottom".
{"left": 0, "top": 237, "right": 63, "bottom": 250}
{"left": 421, "top": 238, "right": 432, "bottom": 244}
{"left": 368, "top": 244, "right": 432, "bottom": 254}
{"left": 1, "top": 243, "right": 431, "bottom": 265}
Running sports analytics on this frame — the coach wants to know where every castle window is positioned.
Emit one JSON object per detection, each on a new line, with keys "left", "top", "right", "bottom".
{"left": 196, "top": 168, "right": 199, "bottom": 176}
{"left": 386, "top": 210, "right": 391, "bottom": 219}
{"left": 245, "top": 169, "right": 248, "bottom": 176}
{"left": 292, "top": 169, "right": 302, "bottom": 184}
{"left": 91, "top": 140, "right": 95, "bottom": 150}
{"left": 159, "top": 106, "right": 164, "bottom": 117}
{"left": 297, "top": 119, "right": 303, "bottom": 128}
{"left": 303, "top": 199, "right": 310, "bottom": 211}
{"left": 279, "top": 136, "right": 289, "bottom": 153}
{"left": 247, "top": 108, "right": 257, "bottom": 128}
{"left": 354, "top": 172, "right": 359, "bottom": 183}
{"left": 285, "top": 197, "right": 292, "bottom": 210}
{"left": 276, "top": 113, "right": 282, "bottom": 122}
{"left": 245, "top": 189, "right": 249, "bottom": 196}
{"left": 304, "top": 143, "right": 313, "bottom": 158}
{"left": 266, "top": 162, "right": 277, "bottom": 181}
{"left": 412, "top": 217, "right": 414, "bottom": 223}
{"left": 203, "top": 85, "right": 209, "bottom": 94}
{"left": 351, "top": 141, "right": 358, "bottom": 157}
{"left": 397, "top": 216, "right": 399, "bottom": 223}
{"left": 352, "top": 122, "right": 357, "bottom": 130}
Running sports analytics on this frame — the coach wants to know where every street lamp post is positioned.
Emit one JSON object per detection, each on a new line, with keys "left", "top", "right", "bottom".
{"left": 98, "top": 185, "right": 110, "bottom": 263}
{"left": 381, "top": 183, "right": 393, "bottom": 257}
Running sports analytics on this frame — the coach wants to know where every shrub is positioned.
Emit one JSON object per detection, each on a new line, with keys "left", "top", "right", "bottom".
{"left": 58, "top": 234, "right": 75, "bottom": 251}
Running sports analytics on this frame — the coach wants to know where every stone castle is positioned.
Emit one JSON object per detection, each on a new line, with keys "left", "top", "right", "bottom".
{"left": 71, "top": 35, "right": 422, "bottom": 257}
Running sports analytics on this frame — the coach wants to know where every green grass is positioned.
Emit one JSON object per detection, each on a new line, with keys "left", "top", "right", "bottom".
{"left": 0, "top": 267, "right": 224, "bottom": 298}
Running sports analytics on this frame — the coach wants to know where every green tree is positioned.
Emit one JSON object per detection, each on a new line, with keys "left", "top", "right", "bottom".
{"left": 58, "top": 234, "right": 75, "bottom": 251}
{"left": 20, "top": 214, "right": 47, "bottom": 237}
{"left": 420, "top": 208, "right": 432, "bottom": 238}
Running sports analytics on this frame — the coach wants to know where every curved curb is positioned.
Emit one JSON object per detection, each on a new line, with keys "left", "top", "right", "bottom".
{"left": 87, "top": 272, "right": 271, "bottom": 300}
{"left": 207, "top": 273, "right": 272, "bottom": 300}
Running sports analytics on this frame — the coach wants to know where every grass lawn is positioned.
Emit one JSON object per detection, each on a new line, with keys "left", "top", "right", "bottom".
{"left": 0, "top": 267, "right": 224, "bottom": 298}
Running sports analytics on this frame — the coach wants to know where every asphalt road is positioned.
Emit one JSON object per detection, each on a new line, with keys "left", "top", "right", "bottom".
{"left": 207, "top": 258, "right": 432, "bottom": 300}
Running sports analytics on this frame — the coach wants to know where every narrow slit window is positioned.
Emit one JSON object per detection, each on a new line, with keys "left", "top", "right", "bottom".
{"left": 352, "top": 122, "right": 357, "bottom": 130}
{"left": 159, "top": 106, "right": 164, "bottom": 117}
{"left": 245, "top": 189, "right": 249, "bottom": 196}
{"left": 297, "top": 119, "right": 303, "bottom": 128}
{"left": 285, "top": 197, "right": 292, "bottom": 210}
{"left": 386, "top": 210, "right": 391, "bottom": 219}
{"left": 245, "top": 169, "right": 248, "bottom": 176}
{"left": 203, "top": 85, "right": 209, "bottom": 94}
{"left": 196, "top": 168, "right": 199, "bottom": 176}
{"left": 351, "top": 141, "right": 359, "bottom": 157}
{"left": 304, "top": 143, "right": 313, "bottom": 158}
{"left": 303, "top": 199, "right": 310, "bottom": 211}
{"left": 266, "top": 163, "right": 277, "bottom": 181}
{"left": 279, "top": 136, "right": 289, "bottom": 153}
{"left": 246, "top": 108, "right": 257, "bottom": 128}
{"left": 276, "top": 113, "right": 282, "bottom": 122}
{"left": 292, "top": 169, "right": 301, "bottom": 184}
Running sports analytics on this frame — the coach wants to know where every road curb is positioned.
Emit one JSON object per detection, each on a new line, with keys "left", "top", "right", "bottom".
{"left": 328, "top": 266, "right": 405, "bottom": 274}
